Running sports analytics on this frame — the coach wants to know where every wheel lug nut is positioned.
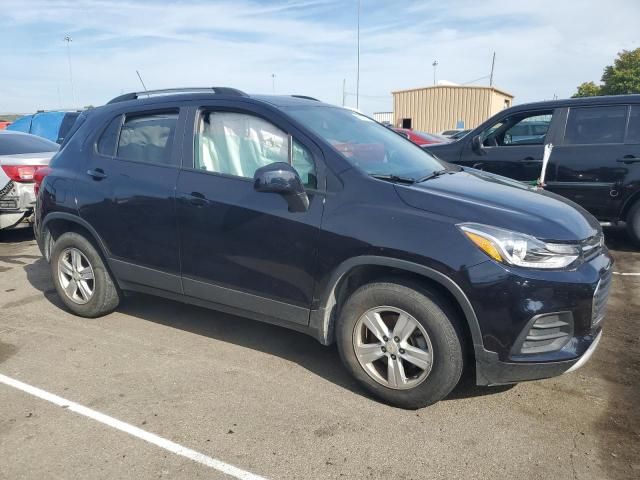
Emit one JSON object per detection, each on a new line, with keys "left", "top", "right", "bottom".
{"left": 383, "top": 336, "right": 388, "bottom": 342}
{"left": 381, "top": 347, "right": 387, "bottom": 352}
{"left": 391, "top": 354, "right": 397, "bottom": 360}
{"left": 394, "top": 336, "right": 400, "bottom": 342}
{"left": 399, "top": 349, "right": 405, "bottom": 354}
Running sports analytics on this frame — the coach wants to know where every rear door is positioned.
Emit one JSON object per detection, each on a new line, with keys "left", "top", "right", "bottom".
{"left": 76, "top": 105, "right": 185, "bottom": 293}
{"left": 176, "top": 102, "right": 324, "bottom": 325}
{"left": 545, "top": 105, "right": 629, "bottom": 220}
{"left": 458, "top": 109, "right": 558, "bottom": 182}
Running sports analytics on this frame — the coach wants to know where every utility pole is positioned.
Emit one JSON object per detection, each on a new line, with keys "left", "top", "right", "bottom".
{"left": 489, "top": 52, "right": 496, "bottom": 87}
{"left": 356, "top": 0, "right": 360, "bottom": 109}
{"left": 432, "top": 60, "right": 438, "bottom": 86}
{"left": 271, "top": 73, "right": 276, "bottom": 94}
{"left": 342, "top": 78, "right": 346, "bottom": 106}
{"left": 63, "top": 35, "right": 75, "bottom": 106}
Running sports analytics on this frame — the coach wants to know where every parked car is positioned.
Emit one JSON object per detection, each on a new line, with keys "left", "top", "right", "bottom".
{"left": 0, "top": 131, "right": 58, "bottom": 230}
{"left": 0, "top": 120, "right": 11, "bottom": 130}
{"left": 35, "top": 87, "right": 610, "bottom": 409}
{"left": 424, "top": 95, "right": 640, "bottom": 246}
{"left": 392, "top": 128, "right": 449, "bottom": 146}
{"left": 7, "top": 110, "right": 82, "bottom": 144}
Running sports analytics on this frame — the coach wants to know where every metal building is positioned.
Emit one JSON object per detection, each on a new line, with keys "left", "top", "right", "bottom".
{"left": 372, "top": 112, "right": 392, "bottom": 124}
{"left": 391, "top": 85, "right": 514, "bottom": 134}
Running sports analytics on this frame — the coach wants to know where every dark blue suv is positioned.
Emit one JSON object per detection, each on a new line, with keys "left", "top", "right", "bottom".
{"left": 34, "top": 87, "right": 612, "bottom": 408}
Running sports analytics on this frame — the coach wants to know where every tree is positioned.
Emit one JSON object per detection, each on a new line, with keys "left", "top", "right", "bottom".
{"left": 572, "top": 48, "right": 640, "bottom": 97}
{"left": 573, "top": 81, "right": 601, "bottom": 98}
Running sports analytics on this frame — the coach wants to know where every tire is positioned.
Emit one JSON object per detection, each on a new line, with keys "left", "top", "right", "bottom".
{"left": 50, "top": 231, "right": 121, "bottom": 317}
{"left": 336, "top": 280, "right": 464, "bottom": 409}
{"left": 626, "top": 201, "right": 640, "bottom": 247}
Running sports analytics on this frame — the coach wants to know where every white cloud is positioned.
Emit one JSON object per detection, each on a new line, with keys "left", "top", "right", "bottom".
{"left": 0, "top": 0, "right": 638, "bottom": 116}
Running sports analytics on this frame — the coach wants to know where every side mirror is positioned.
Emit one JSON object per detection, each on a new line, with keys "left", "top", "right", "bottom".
{"left": 253, "top": 162, "right": 309, "bottom": 213}
{"left": 471, "top": 135, "right": 485, "bottom": 155}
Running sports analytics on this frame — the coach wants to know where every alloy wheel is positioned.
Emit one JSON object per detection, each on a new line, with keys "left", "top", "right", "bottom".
{"left": 57, "top": 247, "right": 95, "bottom": 305}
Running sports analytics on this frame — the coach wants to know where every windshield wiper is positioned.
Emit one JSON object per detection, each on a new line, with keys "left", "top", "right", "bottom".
{"left": 370, "top": 174, "right": 416, "bottom": 184}
{"left": 416, "top": 168, "right": 452, "bottom": 183}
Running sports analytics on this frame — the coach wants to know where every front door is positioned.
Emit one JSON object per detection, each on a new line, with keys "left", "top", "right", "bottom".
{"left": 545, "top": 105, "right": 632, "bottom": 220}
{"left": 459, "top": 110, "right": 557, "bottom": 182}
{"left": 77, "top": 107, "right": 184, "bottom": 292}
{"left": 176, "top": 104, "right": 324, "bottom": 325}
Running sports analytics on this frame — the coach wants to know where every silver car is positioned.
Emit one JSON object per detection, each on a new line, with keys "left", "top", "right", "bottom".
{"left": 0, "top": 131, "right": 58, "bottom": 230}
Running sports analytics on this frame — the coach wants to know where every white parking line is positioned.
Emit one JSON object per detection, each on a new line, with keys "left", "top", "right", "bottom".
{"left": 0, "top": 373, "right": 268, "bottom": 480}
{"left": 613, "top": 272, "right": 640, "bottom": 276}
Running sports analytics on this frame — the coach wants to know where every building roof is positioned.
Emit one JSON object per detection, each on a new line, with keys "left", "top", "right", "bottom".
{"left": 391, "top": 85, "right": 514, "bottom": 99}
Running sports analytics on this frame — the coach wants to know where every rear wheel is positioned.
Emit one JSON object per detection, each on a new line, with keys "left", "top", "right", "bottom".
{"left": 627, "top": 201, "right": 640, "bottom": 247}
{"left": 336, "top": 281, "right": 464, "bottom": 409}
{"left": 51, "top": 232, "right": 121, "bottom": 317}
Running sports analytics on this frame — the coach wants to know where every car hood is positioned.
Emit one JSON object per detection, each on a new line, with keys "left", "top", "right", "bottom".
{"left": 395, "top": 169, "right": 600, "bottom": 241}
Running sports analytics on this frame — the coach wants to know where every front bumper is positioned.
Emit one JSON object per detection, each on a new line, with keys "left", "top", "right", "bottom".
{"left": 464, "top": 250, "right": 612, "bottom": 386}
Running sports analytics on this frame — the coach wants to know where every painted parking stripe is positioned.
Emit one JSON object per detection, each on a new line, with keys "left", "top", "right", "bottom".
{"left": 613, "top": 272, "right": 640, "bottom": 276}
{"left": 0, "top": 373, "right": 268, "bottom": 480}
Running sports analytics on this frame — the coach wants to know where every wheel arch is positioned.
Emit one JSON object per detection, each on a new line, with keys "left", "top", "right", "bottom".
{"left": 42, "top": 212, "right": 110, "bottom": 263}
{"left": 310, "top": 256, "right": 483, "bottom": 352}
{"left": 621, "top": 190, "right": 640, "bottom": 221}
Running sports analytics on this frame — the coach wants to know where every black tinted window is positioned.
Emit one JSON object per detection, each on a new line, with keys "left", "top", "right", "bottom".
{"left": 627, "top": 106, "right": 640, "bottom": 143}
{"left": 97, "top": 115, "right": 122, "bottom": 156}
{"left": 116, "top": 112, "right": 178, "bottom": 165}
{"left": 57, "top": 112, "right": 81, "bottom": 144}
{"left": 565, "top": 106, "right": 627, "bottom": 145}
{"left": 0, "top": 132, "right": 59, "bottom": 155}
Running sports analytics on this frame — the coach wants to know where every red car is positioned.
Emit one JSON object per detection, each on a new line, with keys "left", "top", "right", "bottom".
{"left": 391, "top": 128, "right": 448, "bottom": 146}
{"left": 0, "top": 121, "right": 11, "bottom": 130}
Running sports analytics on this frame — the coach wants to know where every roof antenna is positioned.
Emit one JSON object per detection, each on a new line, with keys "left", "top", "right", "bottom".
{"left": 136, "top": 70, "right": 148, "bottom": 92}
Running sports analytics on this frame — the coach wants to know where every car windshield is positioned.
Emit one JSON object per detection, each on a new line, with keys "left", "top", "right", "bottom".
{"left": 0, "top": 132, "right": 59, "bottom": 156}
{"left": 286, "top": 106, "right": 444, "bottom": 179}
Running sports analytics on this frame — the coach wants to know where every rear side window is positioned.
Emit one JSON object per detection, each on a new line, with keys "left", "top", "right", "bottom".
{"left": 116, "top": 111, "right": 178, "bottom": 166}
{"left": 564, "top": 106, "right": 627, "bottom": 145}
{"left": 0, "top": 132, "right": 59, "bottom": 155}
{"left": 627, "top": 106, "right": 640, "bottom": 144}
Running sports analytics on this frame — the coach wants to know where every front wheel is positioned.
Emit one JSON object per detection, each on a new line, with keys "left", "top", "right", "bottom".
{"left": 336, "top": 281, "right": 464, "bottom": 409}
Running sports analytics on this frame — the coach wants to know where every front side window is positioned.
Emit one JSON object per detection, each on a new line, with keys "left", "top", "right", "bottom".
{"left": 564, "top": 106, "right": 627, "bottom": 145}
{"left": 286, "top": 106, "right": 444, "bottom": 180}
{"left": 195, "top": 111, "right": 317, "bottom": 188}
{"left": 482, "top": 112, "right": 552, "bottom": 147}
{"left": 116, "top": 111, "right": 178, "bottom": 165}
{"left": 626, "top": 106, "right": 640, "bottom": 143}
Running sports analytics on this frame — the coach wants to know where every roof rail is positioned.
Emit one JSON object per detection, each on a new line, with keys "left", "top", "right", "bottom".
{"left": 107, "top": 87, "right": 248, "bottom": 104}
{"left": 291, "top": 95, "right": 320, "bottom": 101}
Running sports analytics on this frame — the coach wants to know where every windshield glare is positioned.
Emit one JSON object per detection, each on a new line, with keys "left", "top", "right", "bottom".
{"left": 286, "top": 106, "right": 444, "bottom": 179}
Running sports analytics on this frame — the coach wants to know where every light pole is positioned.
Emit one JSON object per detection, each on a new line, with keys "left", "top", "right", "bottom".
{"left": 432, "top": 60, "right": 438, "bottom": 86}
{"left": 356, "top": 0, "right": 360, "bottom": 109}
{"left": 271, "top": 73, "right": 276, "bottom": 94}
{"left": 64, "top": 35, "right": 75, "bottom": 106}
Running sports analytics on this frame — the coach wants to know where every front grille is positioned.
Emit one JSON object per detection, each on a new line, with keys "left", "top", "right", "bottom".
{"left": 592, "top": 269, "right": 612, "bottom": 326}
{"left": 0, "top": 198, "right": 18, "bottom": 210}
{"left": 518, "top": 312, "right": 573, "bottom": 355}
{"left": 580, "top": 234, "right": 604, "bottom": 260}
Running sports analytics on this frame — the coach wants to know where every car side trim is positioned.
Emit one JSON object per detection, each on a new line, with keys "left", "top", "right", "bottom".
{"left": 110, "top": 258, "right": 182, "bottom": 295}
{"left": 310, "top": 256, "right": 484, "bottom": 349}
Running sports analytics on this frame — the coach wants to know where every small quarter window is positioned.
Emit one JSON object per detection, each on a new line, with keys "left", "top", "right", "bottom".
{"left": 564, "top": 106, "right": 627, "bottom": 145}
{"left": 116, "top": 111, "right": 178, "bottom": 165}
{"left": 96, "top": 115, "right": 122, "bottom": 156}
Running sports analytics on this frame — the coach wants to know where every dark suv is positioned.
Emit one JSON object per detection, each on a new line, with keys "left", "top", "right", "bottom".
{"left": 35, "top": 87, "right": 611, "bottom": 409}
{"left": 424, "top": 95, "right": 640, "bottom": 245}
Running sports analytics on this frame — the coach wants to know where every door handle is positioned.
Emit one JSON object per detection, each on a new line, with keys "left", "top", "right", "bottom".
{"left": 187, "top": 192, "right": 208, "bottom": 206}
{"left": 616, "top": 155, "right": 640, "bottom": 164}
{"left": 86, "top": 168, "right": 107, "bottom": 180}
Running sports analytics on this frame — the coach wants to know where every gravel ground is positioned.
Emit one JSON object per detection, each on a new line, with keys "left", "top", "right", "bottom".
{"left": 0, "top": 227, "right": 638, "bottom": 480}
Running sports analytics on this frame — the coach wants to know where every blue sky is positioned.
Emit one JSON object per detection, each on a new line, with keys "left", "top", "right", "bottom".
{"left": 1, "top": 0, "right": 639, "bottom": 114}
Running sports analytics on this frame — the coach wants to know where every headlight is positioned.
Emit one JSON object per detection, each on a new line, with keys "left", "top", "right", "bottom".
{"left": 459, "top": 223, "right": 580, "bottom": 269}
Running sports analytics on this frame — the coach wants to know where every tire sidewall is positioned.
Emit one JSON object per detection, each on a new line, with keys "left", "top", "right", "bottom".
{"left": 628, "top": 202, "right": 640, "bottom": 245}
{"left": 336, "top": 281, "right": 463, "bottom": 409}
